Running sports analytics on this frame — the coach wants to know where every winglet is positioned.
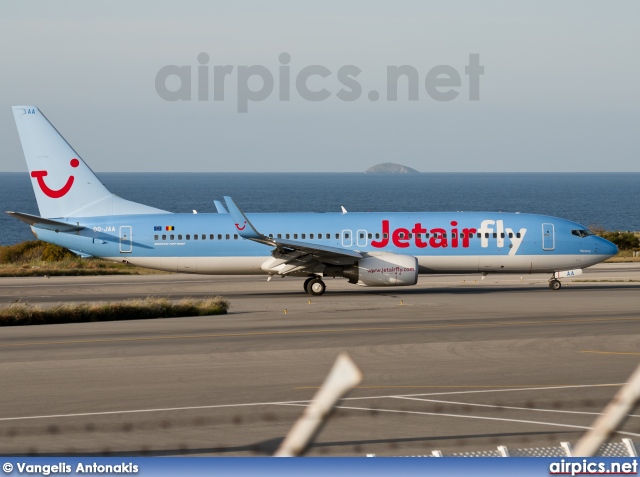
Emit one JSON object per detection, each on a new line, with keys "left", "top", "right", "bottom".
{"left": 341, "top": 206, "right": 348, "bottom": 214}
{"left": 223, "top": 196, "right": 264, "bottom": 240}
{"left": 214, "top": 200, "right": 229, "bottom": 214}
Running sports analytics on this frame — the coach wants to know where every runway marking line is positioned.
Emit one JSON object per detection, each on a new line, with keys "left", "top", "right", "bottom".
{"left": 1, "top": 316, "right": 639, "bottom": 348}
{"left": 581, "top": 350, "right": 640, "bottom": 356}
{"left": 0, "top": 383, "right": 622, "bottom": 423}
{"left": 390, "top": 396, "right": 640, "bottom": 419}
{"left": 307, "top": 383, "right": 622, "bottom": 396}
{"left": 276, "top": 403, "right": 640, "bottom": 438}
{"left": 298, "top": 384, "right": 617, "bottom": 391}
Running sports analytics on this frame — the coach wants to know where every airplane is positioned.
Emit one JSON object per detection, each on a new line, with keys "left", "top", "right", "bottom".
{"left": 6, "top": 106, "right": 618, "bottom": 296}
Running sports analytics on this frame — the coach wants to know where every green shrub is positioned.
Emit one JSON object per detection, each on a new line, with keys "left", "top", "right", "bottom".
{"left": 0, "top": 240, "right": 74, "bottom": 263}
{"left": 41, "top": 243, "right": 75, "bottom": 261}
{"left": 597, "top": 231, "right": 639, "bottom": 251}
{"left": 0, "top": 241, "right": 43, "bottom": 263}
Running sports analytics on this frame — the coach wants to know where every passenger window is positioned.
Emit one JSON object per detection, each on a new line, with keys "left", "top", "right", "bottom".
{"left": 516, "top": 232, "right": 521, "bottom": 238}
{"left": 492, "top": 233, "right": 497, "bottom": 239}
{"left": 210, "top": 234, "right": 214, "bottom": 240}
{"left": 345, "top": 233, "right": 350, "bottom": 239}
{"left": 178, "top": 234, "right": 183, "bottom": 240}
{"left": 335, "top": 233, "right": 339, "bottom": 239}
{"left": 294, "top": 233, "right": 298, "bottom": 239}
{"left": 302, "top": 233, "right": 306, "bottom": 239}
{"left": 226, "top": 234, "right": 230, "bottom": 240}
{"left": 375, "top": 233, "right": 380, "bottom": 239}
{"left": 218, "top": 234, "right": 222, "bottom": 240}
{"left": 309, "top": 233, "right": 314, "bottom": 239}
{"left": 154, "top": 235, "right": 158, "bottom": 240}
{"left": 278, "top": 234, "right": 282, "bottom": 239}
{"left": 383, "top": 233, "right": 388, "bottom": 239}
{"left": 326, "top": 234, "right": 330, "bottom": 239}
{"left": 269, "top": 234, "right": 273, "bottom": 238}
{"left": 360, "top": 233, "right": 365, "bottom": 239}
{"left": 452, "top": 233, "right": 456, "bottom": 239}
{"left": 234, "top": 234, "right": 238, "bottom": 240}
{"left": 186, "top": 234, "right": 191, "bottom": 240}
{"left": 408, "top": 233, "right": 413, "bottom": 239}
{"left": 170, "top": 234, "right": 174, "bottom": 240}
{"left": 500, "top": 233, "right": 505, "bottom": 238}
{"left": 286, "top": 234, "right": 290, "bottom": 239}
{"left": 194, "top": 234, "right": 198, "bottom": 240}
{"left": 509, "top": 233, "right": 513, "bottom": 238}
{"left": 162, "top": 234, "right": 167, "bottom": 240}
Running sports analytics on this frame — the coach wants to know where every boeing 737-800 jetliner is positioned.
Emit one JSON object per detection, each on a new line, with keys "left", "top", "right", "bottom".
{"left": 7, "top": 106, "right": 618, "bottom": 295}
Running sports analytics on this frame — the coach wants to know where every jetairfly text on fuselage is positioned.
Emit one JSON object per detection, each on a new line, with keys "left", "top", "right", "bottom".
{"left": 372, "top": 219, "right": 526, "bottom": 254}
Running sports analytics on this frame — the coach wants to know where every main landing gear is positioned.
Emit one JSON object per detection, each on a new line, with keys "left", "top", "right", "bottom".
{"left": 548, "top": 278, "right": 562, "bottom": 290}
{"left": 304, "top": 276, "right": 326, "bottom": 296}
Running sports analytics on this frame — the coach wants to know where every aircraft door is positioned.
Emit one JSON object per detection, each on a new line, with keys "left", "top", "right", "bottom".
{"left": 356, "top": 229, "right": 368, "bottom": 248}
{"left": 119, "top": 226, "right": 132, "bottom": 253}
{"left": 342, "top": 230, "right": 353, "bottom": 247}
{"left": 542, "top": 223, "right": 554, "bottom": 251}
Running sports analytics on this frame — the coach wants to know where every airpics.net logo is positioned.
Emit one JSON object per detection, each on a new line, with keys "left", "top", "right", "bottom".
{"left": 155, "top": 52, "right": 484, "bottom": 112}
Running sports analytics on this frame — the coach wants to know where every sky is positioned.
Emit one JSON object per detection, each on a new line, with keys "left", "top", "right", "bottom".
{"left": 1, "top": 1, "right": 638, "bottom": 172}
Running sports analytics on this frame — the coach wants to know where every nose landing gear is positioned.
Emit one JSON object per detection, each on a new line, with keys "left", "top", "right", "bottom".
{"left": 548, "top": 278, "right": 562, "bottom": 290}
{"left": 304, "top": 276, "right": 326, "bottom": 296}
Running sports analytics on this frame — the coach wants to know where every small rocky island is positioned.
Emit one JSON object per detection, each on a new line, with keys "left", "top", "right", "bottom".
{"left": 365, "top": 163, "right": 419, "bottom": 174}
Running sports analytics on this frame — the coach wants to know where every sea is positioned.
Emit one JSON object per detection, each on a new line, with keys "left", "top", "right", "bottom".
{"left": 0, "top": 172, "right": 638, "bottom": 246}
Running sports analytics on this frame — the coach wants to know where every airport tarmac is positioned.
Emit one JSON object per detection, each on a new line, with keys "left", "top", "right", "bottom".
{"left": 1, "top": 263, "right": 640, "bottom": 456}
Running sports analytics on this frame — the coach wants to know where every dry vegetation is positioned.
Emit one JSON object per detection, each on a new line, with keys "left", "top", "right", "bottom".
{"left": 0, "top": 296, "right": 229, "bottom": 327}
{"left": 0, "top": 240, "right": 167, "bottom": 276}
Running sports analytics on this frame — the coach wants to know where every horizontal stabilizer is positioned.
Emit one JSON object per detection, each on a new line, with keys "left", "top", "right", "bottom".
{"left": 5, "top": 211, "right": 84, "bottom": 233}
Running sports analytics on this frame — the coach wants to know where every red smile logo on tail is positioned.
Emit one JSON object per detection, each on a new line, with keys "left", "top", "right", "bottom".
{"left": 235, "top": 221, "right": 247, "bottom": 231}
{"left": 31, "top": 158, "right": 79, "bottom": 198}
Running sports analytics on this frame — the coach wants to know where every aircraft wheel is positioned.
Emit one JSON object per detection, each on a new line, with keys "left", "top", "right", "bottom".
{"left": 307, "top": 278, "right": 326, "bottom": 296}
{"left": 549, "top": 279, "right": 561, "bottom": 290}
{"left": 303, "top": 277, "right": 314, "bottom": 293}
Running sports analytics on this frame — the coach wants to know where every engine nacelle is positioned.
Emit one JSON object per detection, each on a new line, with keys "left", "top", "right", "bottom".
{"left": 342, "top": 252, "right": 418, "bottom": 287}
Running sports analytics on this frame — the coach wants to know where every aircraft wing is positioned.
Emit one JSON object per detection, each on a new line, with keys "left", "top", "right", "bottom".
{"left": 273, "top": 237, "right": 362, "bottom": 259}
{"left": 223, "top": 197, "right": 362, "bottom": 272}
{"left": 5, "top": 211, "right": 85, "bottom": 233}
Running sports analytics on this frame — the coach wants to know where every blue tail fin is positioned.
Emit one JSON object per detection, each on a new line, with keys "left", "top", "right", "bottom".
{"left": 12, "top": 106, "right": 168, "bottom": 218}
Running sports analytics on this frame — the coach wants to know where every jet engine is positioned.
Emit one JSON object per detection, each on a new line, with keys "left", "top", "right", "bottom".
{"left": 342, "top": 252, "right": 418, "bottom": 287}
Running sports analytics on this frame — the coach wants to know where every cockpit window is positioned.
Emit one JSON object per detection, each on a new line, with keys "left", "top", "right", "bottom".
{"left": 571, "top": 229, "right": 593, "bottom": 238}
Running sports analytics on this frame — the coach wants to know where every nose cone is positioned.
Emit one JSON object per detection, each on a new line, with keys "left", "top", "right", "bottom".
{"left": 596, "top": 236, "right": 618, "bottom": 258}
